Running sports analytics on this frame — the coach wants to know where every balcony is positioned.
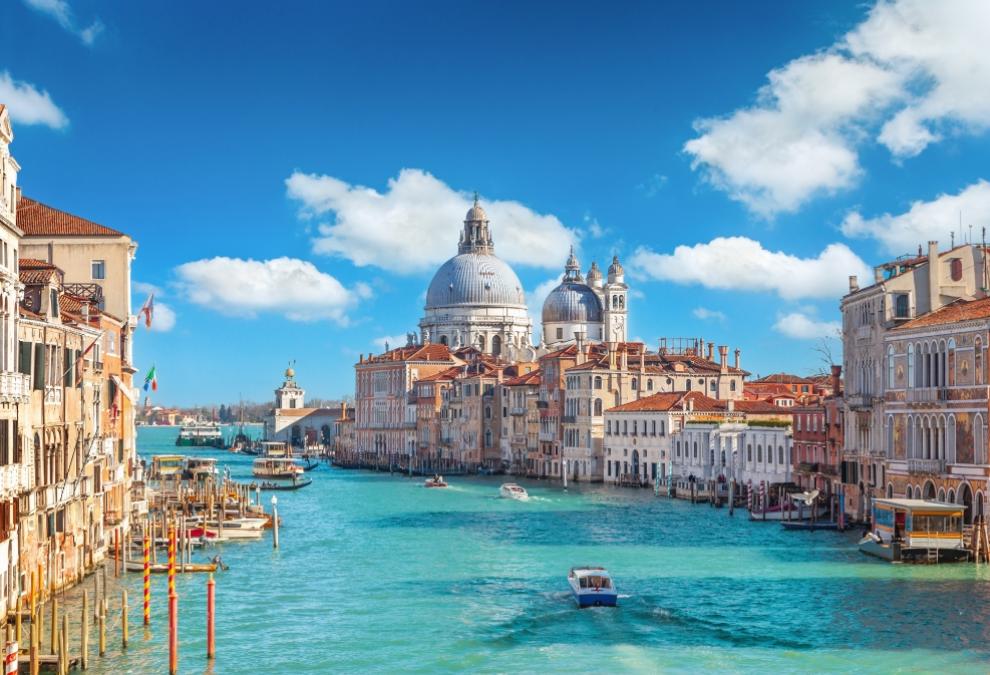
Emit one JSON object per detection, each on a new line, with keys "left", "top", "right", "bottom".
{"left": 905, "top": 388, "right": 949, "bottom": 403}
{"left": 845, "top": 394, "right": 873, "bottom": 409}
{"left": 797, "top": 462, "right": 819, "bottom": 474}
{"left": 907, "top": 458, "right": 946, "bottom": 475}
{"left": 0, "top": 371, "right": 30, "bottom": 402}
{"left": 562, "top": 415, "right": 576, "bottom": 424}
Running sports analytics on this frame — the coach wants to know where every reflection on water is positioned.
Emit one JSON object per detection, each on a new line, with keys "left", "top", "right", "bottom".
{"left": 62, "top": 426, "right": 990, "bottom": 673}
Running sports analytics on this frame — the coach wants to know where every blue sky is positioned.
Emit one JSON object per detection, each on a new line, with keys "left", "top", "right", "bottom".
{"left": 3, "top": 0, "right": 990, "bottom": 406}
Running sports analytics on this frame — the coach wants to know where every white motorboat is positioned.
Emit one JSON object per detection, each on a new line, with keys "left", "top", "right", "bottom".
{"left": 567, "top": 567, "right": 618, "bottom": 608}
{"left": 499, "top": 483, "right": 529, "bottom": 500}
{"left": 252, "top": 457, "right": 304, "bottom": 479}
{"left": 424, "top": 475, "right": 448, "bottom": 488}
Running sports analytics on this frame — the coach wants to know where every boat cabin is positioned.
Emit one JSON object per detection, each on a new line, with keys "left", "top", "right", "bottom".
{"left": 570, "top": 567, "right": 613, "bottom": 589}
{"left": 873, "top": 498, "right": 965, "bottom": 550}
{"left": 259, "top": 441, "right": 291, "bottom": 458}
{"left": 152, "top": 455, "right": 185, "bottom": 478}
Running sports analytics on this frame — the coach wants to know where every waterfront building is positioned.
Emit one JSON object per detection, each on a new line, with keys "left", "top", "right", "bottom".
{"left": 419, "top": 199, "right": 534, "bottom": 360}
{"left": 441, "top": 357, "right": 518, "bottom": 470}
{"left": 414, "top": 366, "right": 460, "bottom": 464}
{"left": 562, "top": 340, "right": 747, "bottom": 483}
{"left": 747, "top": 373, "right": 832, "bottom": 405}
{"left": 500, "top": 369, "right": 541, "bottom": 474}
{"left": 332, "top": 402, "right": 356, "bottom": 457}
{"left": 880, "top": 296, "right": 990, "bottom": 522}
{"left": 536, "top": 345, "right": 578, "bottom": 479}
{"left": 354, "top": 342, "right": 461, "bottom": 464}
{"left": 265, "top": 366, "right": 348, "bottom": 448}
{"left": 541, "top": 248, "right": 628, "bottom": 348}
{"left": 840, "top": 240, "right": 987, "bottom": 522}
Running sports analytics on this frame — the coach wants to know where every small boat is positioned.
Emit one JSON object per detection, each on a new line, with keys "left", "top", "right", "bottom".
{"left": 183, "top": 457, "right": 219, "bottom": 480}
{"left": 499, "top": 483, "right": 529, "bottom": 500}
{"left": 301, "top": 459, "right": 320, "bottom": 472}
{"left": 150, "top": 455, "right": 186, "bottom": 480}
{"left": 256, "top": 478, "right": 313, "bottom": 491}
{"left": 567, "top": 567, "right": 618, "bottom": 608}
{"left": 424, "top": 475, "right": 448, "bottom": 488}
{"left": 252, "top": 457, "right": 304, "bottom": 479}
{"left": 125, "top": 561, "right": 218, "bottom": 574}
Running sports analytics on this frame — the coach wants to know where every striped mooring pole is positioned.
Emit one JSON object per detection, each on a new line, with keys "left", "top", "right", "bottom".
{"left": 143, "top": 532, "right": 151, "bottom": 625}
{"left": 167, "top": 524, "right": 176, "bottom": 597}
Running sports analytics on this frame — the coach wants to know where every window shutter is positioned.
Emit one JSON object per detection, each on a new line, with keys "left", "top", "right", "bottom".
{"left": 18, "top": 341, "right": 31, "bottom": 376}
{"left": 63, "top": 347, "right": 71, "bottom": 387}
{"left": 33, "top": 344, "right": 45, "bottom": 390}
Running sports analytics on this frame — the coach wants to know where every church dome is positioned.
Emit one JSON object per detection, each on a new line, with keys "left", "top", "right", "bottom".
{"left": 542, "top": 281, "right": 603, "bottom": 324}
{"left": 465, "top": 202, "right": 488, "bottom": 222}
{"left": 425, "top": 253, "right": 526, "bottom": 309}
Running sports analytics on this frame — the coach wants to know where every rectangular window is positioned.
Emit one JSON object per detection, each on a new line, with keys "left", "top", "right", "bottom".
{"left": 32, "top": 343, "right": 45, "bottom": 390}
{"left": 91, "top": 260, "right": 106, "bottom": 280}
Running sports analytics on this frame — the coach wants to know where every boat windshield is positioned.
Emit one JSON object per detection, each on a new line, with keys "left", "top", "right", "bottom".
{"left": 579, "top": 576, "right": 611, "bottom": 589}
{"left": 909, "top": 513, "right": 962, "bottom": 534}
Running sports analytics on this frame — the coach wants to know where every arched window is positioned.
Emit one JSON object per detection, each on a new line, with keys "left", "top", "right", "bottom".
{"left": 485, "top": 406, "right": 491, "bottom": 419}
{"left": 594, "top": 399, "right": 603, "bottom": 416}
{"left": 908, "top": 345, "right": 917, "bottom": 387}
{"left": 647, "top": 379, "right": 654, "bottom": 391}
{"left": 757, "top": 445, "right": 763, "bottom": 462}
{"left": 747, "top": 444, "right": 752, "bottom": 462}
{"left": 492, "top": 335, "right": 502, "bottom": 356}
{"left": 887, "top": 416, "right": 894, "bottom": 455}
{"left": 977, "top": 337, "right": 985, "bottom": 385}
{"left": 685, "top": 380, "right": 692, "bottom": 391}
{"left": 631, "top": 378, "right": 638, "bottom": 391}
{"left": 887, "top": 346, "right": 895, "bottom": 388}
{"left": 594, "top": 376, "right": 602, "bottom": 390}
{"left": 778, "top": 446, "right": 784, "bottom": 464}
{"left": 693, "top": 442, "right": 698, "bottom": 459}
{"left": 439, "top": 335, "right": 448, "bottom": 346}
{"left": 478, "top": 334, "right": 486, "bottom": 352}
{"left": 484, "top": 430, "right": 492, "bottom": 448}
{"left": 948, "top": 338, "right": 956, "bottom": 386}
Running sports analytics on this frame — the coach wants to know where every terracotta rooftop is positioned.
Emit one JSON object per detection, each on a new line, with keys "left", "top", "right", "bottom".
{"left": 360, "top": 343, "right": 454, "bottom": 364}
{"left": 607, "top": 391, "right": 720, "bottom": 413}
{"left": 417, "top": 366, "right": 463, "bottom": 383}
{"left": 896, "top": 296, "right": 990, "bottom": 329}
{"left": 753, "top": 372, "right": 814, "bottom": 384}
{"left": 16, "top": 196, "right": 125, "bottom": 237}
{"left": 503, "top": 369, "right": 542, "bottom": 387}
{"left": 19, "top": 261, "right": 60, "bottom": 286}
{"left": 275, "top": 407, "right": 346, "bottom": 418}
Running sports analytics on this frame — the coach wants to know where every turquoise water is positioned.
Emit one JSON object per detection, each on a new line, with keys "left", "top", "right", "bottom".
{"left": 70, "top": 426, "right": 990, "bottom": 673}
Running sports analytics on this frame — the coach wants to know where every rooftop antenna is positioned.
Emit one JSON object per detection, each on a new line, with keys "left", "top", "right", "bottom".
{"left": 951, "top": 231, "right": 955, "bottom": 248}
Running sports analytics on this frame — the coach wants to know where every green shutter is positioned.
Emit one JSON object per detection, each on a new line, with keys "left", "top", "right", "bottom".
{"left": 33, "top": 344, "right": 44, "bottom": 390}
{"left": 17, "top": 342, "right": 30, "bottom": 376}
{"left": 63, "top": 347, "right": 71, "bottom": 387}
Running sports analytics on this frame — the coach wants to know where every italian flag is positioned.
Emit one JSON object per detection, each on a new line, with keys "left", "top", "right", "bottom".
{"left": 144, "top": 365, "right": 158, "bottom": 392}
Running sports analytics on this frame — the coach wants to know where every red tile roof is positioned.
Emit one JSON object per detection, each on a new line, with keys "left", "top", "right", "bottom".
{"left": 608, "top": 391, "right": 718, "bottom": 413}
{"left": 361, "top": 343, "right": 454, "bottom": 364}
{"left": 17, "top": 196, "right": 125, "bottom": 237}
{"left": 896, "top": 296, "right": 990, "bottom": 329}
{"left": 503, "top": 369, "right": 542, "bottom": 386}
{"left": 753, "top": 372, "right": 814, "bottom": 384}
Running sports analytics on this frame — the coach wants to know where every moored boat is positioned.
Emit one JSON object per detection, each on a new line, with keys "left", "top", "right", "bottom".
{"left": 257, "top": 478, "right": 312, "bottom": 491}
{"left": 184, "top": 457, "right": 219, "bottom": 480}
{"left": 499, "top": 483, "right": 529, "bottom": 500}
{"left": 858, "top": 498, "right": 969, "bottom": 563}
{"left": 567, "top": 567, "right": 618, "bottom": 608}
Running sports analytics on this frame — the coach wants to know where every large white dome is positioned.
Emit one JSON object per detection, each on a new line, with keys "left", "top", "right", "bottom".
{"left": 425, "top": 253, "right": 526, "bottom": 309}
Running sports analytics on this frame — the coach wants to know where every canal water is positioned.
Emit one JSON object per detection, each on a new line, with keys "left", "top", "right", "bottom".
{"left": 78, "top": 426, "right": 990, "bottom": 672}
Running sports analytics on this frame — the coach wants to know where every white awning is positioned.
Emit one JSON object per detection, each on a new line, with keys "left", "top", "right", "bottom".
{"left": 111, "top": 375, "right": 136, "bottom": 403}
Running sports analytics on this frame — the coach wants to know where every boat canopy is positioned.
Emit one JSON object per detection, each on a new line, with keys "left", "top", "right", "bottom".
{"left": 873, "top": 498, "right": 964, "bottom": 514}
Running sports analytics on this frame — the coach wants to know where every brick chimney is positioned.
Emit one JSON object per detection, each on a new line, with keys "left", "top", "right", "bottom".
{"left": 575, "top": 331, "right": 586, "bottom": 365}
{"left": 707, "top": 342, "right": 714, "bottom": 361}
{"left": 830, "top": 364, "right": 842, "bottom": 396}
{"left": 718, "top": 345, "right": 728, "bottom": 374}
{"left": 734, "top": 348, "right": 740, "bottom": 370}
{"left": 849, "top": 275, "right": 859, "bottom": 293}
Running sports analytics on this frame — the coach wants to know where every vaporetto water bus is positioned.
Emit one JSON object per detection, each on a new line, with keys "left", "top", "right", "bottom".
{"left": 175, "top": 422, "right": 225, "bottom": 448}
{"left": 859, "top": 498, "right": 969, "bottom": 563}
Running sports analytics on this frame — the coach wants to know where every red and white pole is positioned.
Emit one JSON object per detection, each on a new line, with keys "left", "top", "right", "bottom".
{"left": 206, "top": 574, "right": 215, "bottom": 659}
{"left": 143, "top": 532, "right": 151, "bottom": 625}
{"left": 168, "top": 592, "right": 178, "bottom": 675}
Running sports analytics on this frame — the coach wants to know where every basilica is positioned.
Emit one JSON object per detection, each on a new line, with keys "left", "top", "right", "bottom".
{"left": 418, "top": 198, "right": 628, "bottom": 357}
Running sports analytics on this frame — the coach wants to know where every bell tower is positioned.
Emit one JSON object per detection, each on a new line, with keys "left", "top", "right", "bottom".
{"left": 275, "top": 363, "right": 305, "bottom": 410}
{"left": 604, "top": 256, "right": 628, "bottom": 343}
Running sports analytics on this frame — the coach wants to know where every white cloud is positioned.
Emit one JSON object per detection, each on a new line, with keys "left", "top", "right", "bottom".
{"left": 0, "top": 71, "right": 68, "bottom": 129}
{"left": 133, "top": 281, "right": 162, "bottom": 297}
{"left": 175, "top": 256, "right": 367, "bottom": 324}
{"left": 526, "top": 277, "right": 562, "bottom": 344}
{"left": 629, "top": 236, "right": 871, "bottom": 300}
{"left": 638, "top": 173, "right": 668, "bottom": 198}
{"left": 774, "top": 312, "right": 841, "bottom": 340}
{"left": 693, "top": 307, "right": 726, "bottom": 322}
{"left": 841, "top": 180, "right": 990, "bottom": 253}
{"left": 285, "top": 169, "right": 578, "bottom": 274}
{"left": 23, "top": 0, "right": 104, "bottom": 45}
{"left": 684, "top": 0, "right": 990, "bottom": 216}
{"left": 150, "top": 302, "right": 176, "bottom": 332}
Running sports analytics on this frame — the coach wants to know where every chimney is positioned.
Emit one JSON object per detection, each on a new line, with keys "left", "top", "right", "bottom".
{"left": 874, "top": 267, "right": 883, "bottom": 284}
{"left": 928, "top": 240, "right": 940, "bottom": 312}
{"left": 831, "top": 364, "right": 842, "bottom": 396}
{"left": 359, "top": 355, "right": 364, "bottom": 364}
{"left": 848, "top": 275, "right": 859, "bottom": 293}
{"left": 688, "top": 396, "right": 694, "bottom": 412}
{"left": 575, "top": 331, "right": 586, "bottom": 365}
{"left": 620, "top": 347, "right": 628, "bottom": 372}
{"left": 734, "top": 348, "right": 740, "bottom": 370}
{"left": 608, "top": 341, "right": 617, "bottom": 369}
{"left": 718, "top": 345, "right": 728, "bottom": 374}
{"left": 727, "top": 399, "right": 734, "bottom": 412}
{"left": 707, "top": 342, "right": 714, "bottom": 361}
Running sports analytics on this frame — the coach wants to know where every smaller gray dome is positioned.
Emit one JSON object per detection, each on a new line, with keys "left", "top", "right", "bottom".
{"left": 542, "top": 281, "right": 603, "bottom": 324}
